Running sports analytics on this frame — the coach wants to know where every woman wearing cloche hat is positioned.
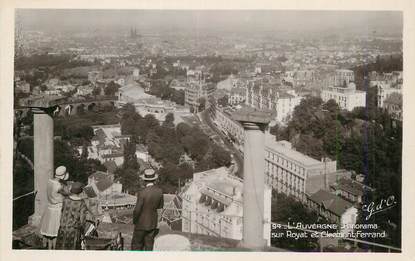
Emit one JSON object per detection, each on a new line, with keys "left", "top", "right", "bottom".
{"left": 39, "top": 165, "right": 70, "bottom": 249}
{"left": 56, "top": 181, "right": 98, "bottom": 250}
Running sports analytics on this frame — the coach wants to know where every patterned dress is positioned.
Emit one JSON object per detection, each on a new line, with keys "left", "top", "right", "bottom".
{"left": 56, "top": 197, "right": 88, "bottom": 250}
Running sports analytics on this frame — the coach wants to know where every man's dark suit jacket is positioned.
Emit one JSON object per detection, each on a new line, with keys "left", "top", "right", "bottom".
{"left": 133, "top": 185, "right": 164, "bottom": 230}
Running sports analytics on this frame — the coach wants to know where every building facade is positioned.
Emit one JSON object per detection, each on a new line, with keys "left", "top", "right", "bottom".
{"left": 79, "top": 124, "right": 131, "bottom": 167}
{"left": 264, "top": 134, "right": 337, "bottom": 202}
{"left": 228, "top": 87, "right": 246, "bottom": 105}
{"left": 372, "top": 71, "right": 403, "bottom": 111}
{"left": 321, "top": 83, "right": 366, "bottom": 111}
{"left": 330, "top": 177, "right": 373, "bottom": 204}
{"left": 211, "top": 106, "right": 245, "bottom": 151}
{"left": 307, "top": 189, "right": 358, "bottom": 234}
{"left": 334, "top": 69, "right": 355, "bottom": 87}
{"left": 184, "top": 82, "right": 215, "bottom": 112}
{"left": 283, "top": 70, "right": 315, "bottom": 87}
{"left": 383, "top": 92, "right": 403, "bottom": 121}
{"left": 181, "top": 167, "right": 271, "bottom": 245}
{"left": 377, "top": 83, "right": 402, "bottom": 108}
{"left": 245, "top": 82, "right": 303, "bottom": 123}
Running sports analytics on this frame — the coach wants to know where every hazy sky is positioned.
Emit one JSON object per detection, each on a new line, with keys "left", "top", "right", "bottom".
{"left": 17, "top": 9, "right": 402, "bottom": 36}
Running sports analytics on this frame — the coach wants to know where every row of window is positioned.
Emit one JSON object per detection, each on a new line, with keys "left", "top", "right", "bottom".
{"left": 269, "top": 179, "right": 304, "bottom": 199}
{"left": 266, "top": 153, "right": 306, "bottom": 177}
{"left": 267, "top": 164, "right": 301, "bottom": 181}
{"left": 267, "top": 172, "right": 305, "bottom": 189}
{"left": 267, "top": 176, "right": 304, "bottom": 193}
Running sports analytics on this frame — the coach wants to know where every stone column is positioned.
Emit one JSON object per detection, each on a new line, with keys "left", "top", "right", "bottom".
{"left": 29, "top": 108, "right": 54, "bottom": 226}
{"left": 241, "top": 122, "right": 267, "bottom": 249}
{"left": 233, "top": 108, "right": 272, "bottom": 250}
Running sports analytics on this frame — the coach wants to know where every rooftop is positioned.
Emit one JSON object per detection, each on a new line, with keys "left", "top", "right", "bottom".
{"left": 308, "top": 189, "right": 354, "bottom": 217}
{"left": 306, "top": 169, "right": 352, "bottom": 195}
{"left": 103, "top": 161, "right": 120, "bottom": 174}
{"left": 331, "top": 177, "right": 371, "bottom": 197}
{"left": 265, "top": 135, "right": 323, "bottom": 167}
{"left": 232, "top": 106, "right": 273, "bottom": 125}
{"left": 99, "top": 193, "right": 137, "bottom": 207}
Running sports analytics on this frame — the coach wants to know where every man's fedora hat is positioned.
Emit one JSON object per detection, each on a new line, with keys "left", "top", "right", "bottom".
{"left": 140, "top": 168, "right": 158, "bottom": 181}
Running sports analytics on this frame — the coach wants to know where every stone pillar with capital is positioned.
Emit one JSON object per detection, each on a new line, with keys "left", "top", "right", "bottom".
{"left": 28, "top": 107, "right": 55, "bottom": 226}
{"left": 19, "top": 96, "right": 64, "bottom": 227}
{"left": 233, "top": 108, "right": 272, "bottom": 250}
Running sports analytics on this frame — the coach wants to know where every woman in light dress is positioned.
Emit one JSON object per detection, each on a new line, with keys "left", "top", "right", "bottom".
{"left": 39, "top": 166, "right": 70, "bottom": 249}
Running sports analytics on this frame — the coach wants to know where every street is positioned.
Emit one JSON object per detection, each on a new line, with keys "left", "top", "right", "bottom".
{"left": 199, "top": 109, "right": 244, "bottom": 178}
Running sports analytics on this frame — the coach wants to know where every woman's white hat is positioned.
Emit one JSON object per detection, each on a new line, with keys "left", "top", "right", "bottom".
{"left": 55, "top": 166, "right": 68, "bottom": 180}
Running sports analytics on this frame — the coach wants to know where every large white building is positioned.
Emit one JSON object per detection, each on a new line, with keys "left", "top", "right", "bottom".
{"left": 245, "top": 82, "right": 303, "bottom": 123}
{"left": 334, "top": 69, "right": 355, "bottom": 87}
{"left": 283, "top": 70, "right": 315, "bottom": 87}
{"left": 321, "top": 82, "right": 366, "bottom": 111}
{"left": 370, "top": 71, "right": 403, "bottom": 109}
{"left": 264, "top": 133, "right": 337, "bottom": 202}
{"left": 185, "top": 82, "right": 215, "bottom": 112}
{"left": 228, "top": 87, "right": 246, "bottom": 105}
{"left": 321, "top": 69, "right": 366, "bottom": 111}
{"left": 116, "top": 84, "right": 192, "bottom": 125}
{"left": 184, "top": 69, "right": 215, "bottom": 112}
{"left": 181, "top": 167, "right": 271, "bottom": 245}
{"left": 377, "top": 83, "right": 402, "bottom": 108}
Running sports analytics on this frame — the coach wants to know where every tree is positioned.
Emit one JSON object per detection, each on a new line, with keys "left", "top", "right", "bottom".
{"left": 276, "top": 55, "right": 288, "bottom": 62}
{"left": 82, "top": 80, "right": 91, "bottom": 86}
{"left": 271, "top": 192, "right": 323, "bottom": 251}
{"left": 120, "top": 103, "right": 143, "bottom": 142}
{"left": 121, "top": 103, "right": 136, "bottom": 116}
{"left": 171, "top": 89, "right": 185, "bottom": 105}
{"left": 323, "top": 99, "right": 340, "bottom": 114}
{"left": 144, "top": 114, "right": 159, "bottom": 130}
{"left": 123, "top": 140, "right": 139, "bottom": 170}
{"left": 105, "top": 81, "right": 120, "bottom": 96}
{"left": 176, "top": 122, "right": 192, "bottom": 140}
{"left": 81, "top": 143, "right": 89, "bottom": 160}
{"left": 92, "top": 87, "right": 101, "bottom": 96}
{"left": 162, "top": 113, "right": 175, "bottom": 129}
{"left": 181, "top": 132, "right": 209, "bottom": 161}
{"left": 159, "top": 162, "right": 181, "bottom": 187}
{"left": 217, "top": 95, "right": 229, "bottom": 107}
{"left": 210, "top": 145, "right": 232, "bottom": 168}
{"left": 115, "top": 168, "right": 140, "bottom": 194}
{"left": 54, "top": 140, "right": 105, "bottom": 184}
